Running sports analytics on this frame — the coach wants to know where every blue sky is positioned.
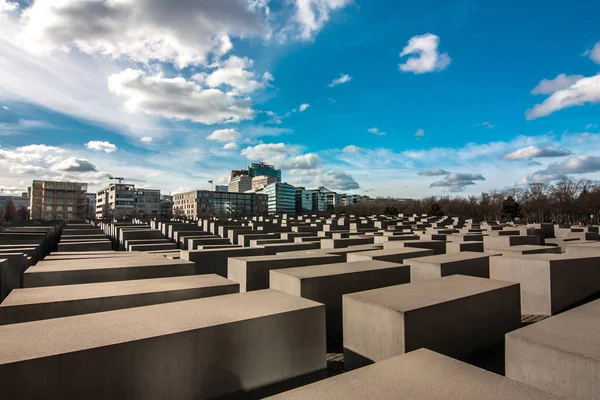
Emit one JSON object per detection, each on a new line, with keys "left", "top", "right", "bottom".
{"left": 1, "top": 0, "right": 599, "bottom": 197}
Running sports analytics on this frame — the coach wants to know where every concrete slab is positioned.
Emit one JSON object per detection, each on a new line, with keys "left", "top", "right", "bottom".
{"left": 445, "top": 241, "right": 484, "bottom": 253}
{"left": 564, "top": 242, "right": 600, "bottom": 257}
{"left": 506, "top": 298, "right": 600, "bottom": 400}
{"left": 0, "top": 254, "right": 26, "bottom": 302}
{"left": 0, "top": 275, "right": 239, "bottom": 325}
{"left": 488, "top": 245, "right": 561, "bottom": 256}
{"left": 229, "top": 253, "right": 343, "bottom": 292}
{"left": 129, "top": 243, "right": 178, "bottom": 252}
{"left": 270, "top": 260, "right": 410, "bottom": 350}
{"left": 181, "top": 247, "right": 266, "bottom": 277}
{"left": 407, "top": 252, "right": 491, "bottom": 282}
{"left": 57, "top": 240, "right": 112, "bottom": 252}
{"left": 490, "top": 253, "right": 600, "bottom": 315}
{"left": 24, "top": 258, "right": 196, "bottom": 287}
{"left": 345, "top": 247, "right": 434, "bottom": 264}
{"left": 263, "top": 242, "right": 320, "bottom": 255}
{"left": 483, "top": 235, "right": 540, "bottom": 250}
{"left": 0, "top": 290, "right": 326, "bottom": 399}
{"left": 383, "top": 240, "right": 447, "bottom": 255}
{"left": 320, "top": 237, "right": 375, "bottom": 249}
{"left": 343, "top": 275, "right": 521, "bottom": 369}
{"left": 266, "top": 349, "right": 562, "bottom": 400}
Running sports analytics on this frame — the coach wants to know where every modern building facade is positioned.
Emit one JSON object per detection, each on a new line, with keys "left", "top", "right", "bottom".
{"left": 174, "top": 190, "right": 267, "bottom": 219}
{"left": 85, "top": 193, "right": 96, "bottom": 219}
{"left": 30, "top": 180, "right": 88, "bottom": 220}
{"left": 261, "top": 182, "right": 296, "bottom": 214}
{"left": 248, "top": 162, "right": 281, "bottom": 181}
{"left": 295, "top": 187, "right": 313, "bottom": 214}
{"left": 134, "top": 188, "right": 161, "bottom": 218}
{"left": 96, "top": 183, "right": 136, "bottom": 219}
{"left": 215, "top": 185, "right": 229, "bottom": 193}
{"left": 159, "top": 195, "right": 173, "bottom": 219}
{"left": 229, "top": 175, "right": 252, "bottom": 193}
{"left": 252, "top": 175, "right": 278, "bottom": 192}
{"left": 0, "top": 193, "right": 30, "bottom": 212}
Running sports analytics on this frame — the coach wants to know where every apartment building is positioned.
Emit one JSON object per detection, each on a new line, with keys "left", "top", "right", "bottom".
{"left": 295, "top": 187, "right": 313, "bottom": 214}
{"left": 96, "top": 183, "right": 136, "bottom": 219}
{"left": 30, "top": 180, "right": 88, "bottom": 220}
{"left": 229, "top": 175, "right": 253, "bottom": 193}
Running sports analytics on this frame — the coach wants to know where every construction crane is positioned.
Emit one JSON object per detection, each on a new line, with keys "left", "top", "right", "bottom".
{"left": 109, "top": 177, "right": 147, "bottom": 184}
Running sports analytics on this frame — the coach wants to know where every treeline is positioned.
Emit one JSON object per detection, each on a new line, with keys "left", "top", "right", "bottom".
{"left": 337, "top": 177, "right": 600, "bottom": 224}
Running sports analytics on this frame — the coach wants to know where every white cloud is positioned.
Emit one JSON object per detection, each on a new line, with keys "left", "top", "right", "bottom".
{"left": 342, "top": 145, "right": 363, "bottom": 153}
{"left": 368, "top": 127, "right": 386, "bottom": 136}
{"left": 531, "top": 73, "right": 585, "bottom": 95}
{"left": 328, "top": 73, "right": 352, "bottom": 87}
{"left": 293, "top": 0, "right": 351, "bottom": 40}
{"left": 241, "top": 143, "right": 291, "bottom": 160}
{"left": 108, "top": 69, "right": 254, "bottom": 124}
{"left": 502, "top": 145, "right": 572, "bottom": 160}
{"left": 318, "top": 171, "right": 359, "bottom": 190}
{"left": 415, "top": 128, "right": 425, "bottom": 138}
{"left": 429, "top": 172, "right": 485, "bottom": 192}
{"left": 223, "top": 142, "right": 239, "bottom": 150}
{"left": 418, "top": 168, "right": 449, "bottom": 176}
{"left": 50, "top": 157, "right": 98, "bottom": 173}
{"left": 141, "top": 136, "right": 153, "bottom": 143}
{"left": 86, "top": 141, "right": 117, "bottom": 153}
{"left": 202, "top": 56, "right": 271, "bottom": 93}
{"left": 207, "top": 128, "right": 242, "bottom": 142}
{"left": 18, "top": 0, "right": 266, "bottom": 68}
{"left": 9, "top": 164, "right": 44, "bottom": 174}
{"left": 0, "top": 0, "right": 17, "bottom": 13}
{"left": 518, "top": 155, "right": 600, "bottom": 185}
{"left": 585, "top": 123, "right": 598, "bottom": 129}
{"left": 399, "top": 33, "right": 451, "bottom": 74}
{"left": 526, "top": 74, "right": 600, "bottom": 120}
{"left": 474, "top": 121, "right": 496, "bottom": 129}
{"left": 299, "top": 103, "right": 310, "bottom": 112}
{"left": 584, "top": 42, "right": 600, "bottom": 64}
{"left": 1, "top": 105, "right": 8, "bottom": 110}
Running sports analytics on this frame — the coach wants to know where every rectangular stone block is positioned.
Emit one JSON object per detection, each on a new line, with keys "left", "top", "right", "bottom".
{"left": 0, "top": 290, "right": 326, "bottom": 400}
{"left": 564, "top": 242, "right": 600, "bottom": 257}
{"left": 229, "top": 253, "right": 342, "bottom": 292}
{"left": 270, "top": 260, "right": 410, "bottom": 350}
{"left": 383, "top": 240, "right": 447, "bottom": 255}
{"left": 0, "top": 275, "right": 239, "bottom": 325}
{"left": 346, "top": 247, "right": 434, "bottom": 264}
{"left": 483, "top": 235, "right": 540, "bottom": 250}
{"left": 491, "top": 253, "right": 600, "bottom": 315}
{"left": 0, "top": 254, "right": 26, "bottom": 302}
{"left": 263, "top": 242, "right": 321, "bottom": 255}
{"left": 24, "top": 258, "right": 196, "bottom": 287}
{"left": 57, "top": 240, "right": 112, "bottom": 252}
{"left": 408, "top": 252, "right": 491, "bottom": 282}
{"left": 343, "top": 275, "right": 521, "bottom": 369}
{"left": 320, "top": 237, "right": 375, "bottom": 249}
{"left": 446, "top": 241, "right": 484, "bottom": 253}
{"left": 181, "top": 247, "right": 266, "bottom": 277}
{"left": 266, "top": 349, "right": 562, "bottom": 400}
{"left": 129, "top": 243, "right": 178, "bottom": 252}
{"left": 489, "top": 245, "right": 561, "bottom": 256}
{"left": 506, "top": 298, "right": 600, "bottom": 400}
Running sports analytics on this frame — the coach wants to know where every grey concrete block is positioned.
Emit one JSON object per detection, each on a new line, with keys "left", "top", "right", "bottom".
{"left": 407, "top": 252, "right": 491, "bottom": 282}
{"left": 181, "top": 247, "right": 266, "bottom": 277}
{"left": 0, "top": 254, "right": 26, "bottom": 302}
{"left": 229, "top": 253, "right": 343, "bottom": 292}
{"left": 489, "top": 245, "right": 561, "bottom": 256}
{"left": 506, "top": 298, "right": 600, "bottom": 400}
{"left": 266, "top": 349, "right": 562, "bottom": 400}
{"left": 0, "top": 290, "right": 326, "bottom": 400}
{"left": 446, "top": 241, "right": 484, "bottom": 253}
{"left": 346, "top": 247, "right": 434, "bottom": 263}
{"left": 490, "top": 253, "right": 600, "bottom": 315}
{"left": 483, "top": 235, "right": 540, "bottom": 250}
{"left": 57, "top": 241, "right": 112, "bottom": 252}
{"left": 383, "top": 240, "right": 447, "bottom": 255}
{"left": 24, "top": 258, "right": 196, "bottom": 287}
{"left": 0, "top": 275, "right": 239, "bottom": 325}
{"left": 343, "top": 275, "right": 521, "bottom": 369}
{"left": 320, "top": 237, "right": 375, "bottom": 249}
{"left": 270, "top": 260, "right": 410, "bottom": 350}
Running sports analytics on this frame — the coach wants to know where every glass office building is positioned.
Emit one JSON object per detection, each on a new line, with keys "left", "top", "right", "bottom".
{"left": 262, "top": 182, "right": 296, "bottom": 214}
{"left": 248, "top": 162, "right": 281, "bottom": 182}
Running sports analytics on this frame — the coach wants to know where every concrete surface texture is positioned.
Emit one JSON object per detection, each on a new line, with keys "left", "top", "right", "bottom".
{"left": 490, "top": 253, "right": 600, "bottom": 315}
{"left": 0, "top": 274, "right": 239, "bottom": 325}
{"left": 24, "top": 257, "right": 196, "bottom": 287}
{"left": 266, "top": 349, "right": 564, "bottom": 400}
{"left": 0, "top": 290, "right": 326, "bottom": 400}
{"left": 506, "top": 298, "right": 600, "bottom": 400}
{"left": 270, "top": 260, "right": 410, "bottom": 350}
{"left": 342, "top": 275, "right": 521, "bottom": 369}
{"left": 228, "top": 253, "right": 343, "bottom": 292}
{"left": 345, "top": 247, "right": 434, "bottom": 263}
{"left": 407, "top": 252, "right": 491, "bottom": 282}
